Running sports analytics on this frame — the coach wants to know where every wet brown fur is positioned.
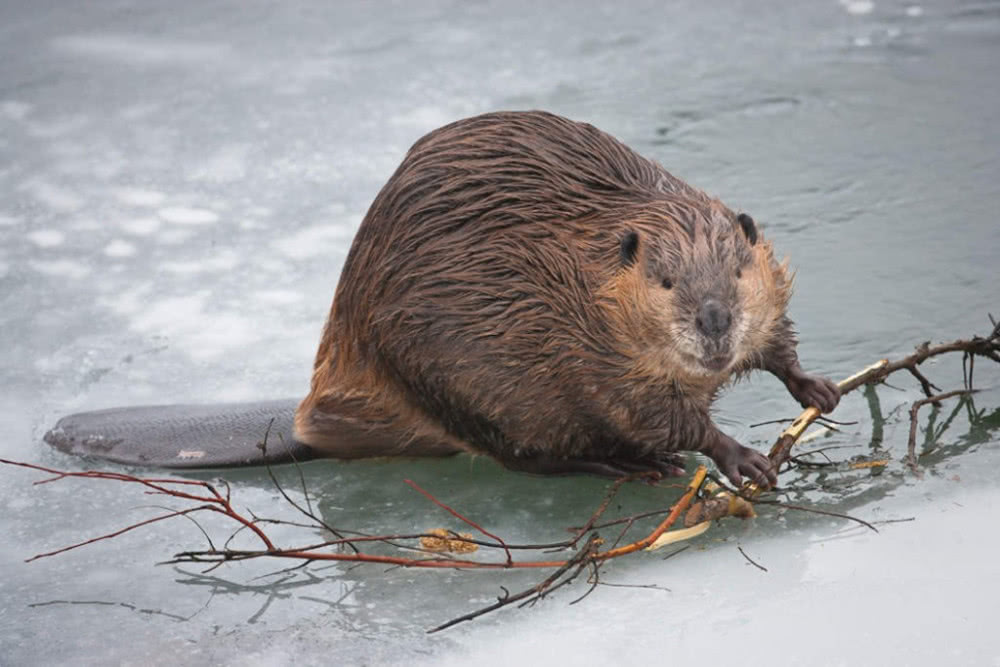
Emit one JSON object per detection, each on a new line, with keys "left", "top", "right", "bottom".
{"left": 294, "top": 110, "right": 826, "bottom": 478}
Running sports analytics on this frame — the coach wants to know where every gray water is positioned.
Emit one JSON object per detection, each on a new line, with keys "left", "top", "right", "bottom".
{"left": 2, "top": 0, "right": 999, "bottom": 664}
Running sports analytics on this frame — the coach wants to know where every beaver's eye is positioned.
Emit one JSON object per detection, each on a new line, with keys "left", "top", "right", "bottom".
{"left": 736, "top": 268, "right": 742, "bottom": 279}
{"left": 661, "top": 277, "right": 673, "bottom": 290}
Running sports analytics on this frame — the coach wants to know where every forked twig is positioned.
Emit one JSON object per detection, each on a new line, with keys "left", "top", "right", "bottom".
{"left": 907, "top": 390, "right": 977, "bottom": 473}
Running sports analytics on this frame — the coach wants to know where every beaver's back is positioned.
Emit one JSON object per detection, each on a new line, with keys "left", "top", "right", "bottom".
{"left": 359, "top": 110, "right": 703, "bottom": 243}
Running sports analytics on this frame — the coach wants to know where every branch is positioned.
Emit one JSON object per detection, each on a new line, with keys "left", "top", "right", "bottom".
{"left": 767, "top": 314, "right": 999, "bottom": 477}
{"left": 685, "top": 315, "right": 999, "bottom": 525}
{"left": 427, "top": 534, "right": 602, "bottom": 633}
{"left": 428, "top": 470, "right": 708, "bottom": 631}
{"left": 907, "top": 389, "right": 977, "bottom": 473}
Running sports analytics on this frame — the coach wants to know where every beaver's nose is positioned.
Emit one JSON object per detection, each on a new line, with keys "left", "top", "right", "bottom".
{"left": 695, "top": 299, "right": 731, "bottom": 339}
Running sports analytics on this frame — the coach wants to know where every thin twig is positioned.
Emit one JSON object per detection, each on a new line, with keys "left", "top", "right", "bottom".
{"left": 428, "top": 534, "right": 601, "bottom": 633}
{"left": 2, "top": 459, "right": 276, "bottom": 551}
{"left": 661, "top": 545, "right": 690, "bottom": 561}
{"left": 405, "top": 479, "right": 513, "bottom": 566}
{"left": 594, "top": 581, "right": 671, "bottom": 592}
{"left": 751, "top": 498, "right": 878, "bottom": 533}
{"left": 907, "top": 365, "right": 942, "bottom": 400}
{"left": 738, "top": 546, "right": 768, "bottom": 572}
{"left": 26, "top": 506, "right": 218, "bottom": 562}
{"left": 907, "top": 389, "right": 977, "bottom": 473}
{"left": 259, "top": 421, "right": 358, "bottom": 553}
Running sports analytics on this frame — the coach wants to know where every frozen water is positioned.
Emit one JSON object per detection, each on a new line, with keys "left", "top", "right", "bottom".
{"left": 119, "top": 216, "right": 162, "bottom": 235}
{"left": 26, "top": 229, "right": 65, "bottom": 248}
{"left": 103, "top": 239, "right": 137, "bottom": 258}
{"left": 1, "top": 0, "right": 998, "bottom": 664}
{"left": 272, "top": 223, "right": 356, "bottom": 260}
{"left": 21, "top": 180, "right": 85, "bottom": 211}
{"left": 51, "top": 33, "right": 231, "bottom": 68}
{"left": 28, "top": 259, "right": 91, "bottom": 279}
{"left": 111, "top": 187, "right": 167, "bottom": 207}
{"left": 841, "top": 0, "right": 876, "bottom": 15}
{"left": 157, "top": 206, "right": 220, "bottom": 225}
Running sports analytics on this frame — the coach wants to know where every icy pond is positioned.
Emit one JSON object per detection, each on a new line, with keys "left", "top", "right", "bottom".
{"left": 2, "top": 0, "right": 999, "bottom": 664}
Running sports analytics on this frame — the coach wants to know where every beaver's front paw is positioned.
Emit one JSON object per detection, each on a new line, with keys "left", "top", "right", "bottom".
{"left": 706, "top": 432, "right": 777, "bottom": 488}
{"left": 785, "top": 368, "right": 840, "bottom": 413}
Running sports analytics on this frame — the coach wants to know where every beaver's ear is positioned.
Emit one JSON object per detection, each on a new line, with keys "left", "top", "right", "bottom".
{"left": 736, "top": 213, "right": 758, "bottom": 246}
{"left": 620, "top": 230, "right": 640, "bottom": 267}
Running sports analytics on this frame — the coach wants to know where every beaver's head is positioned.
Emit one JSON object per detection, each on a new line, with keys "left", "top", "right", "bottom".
{"left": 609, "top": 203, "right": 792, "bottom": 383}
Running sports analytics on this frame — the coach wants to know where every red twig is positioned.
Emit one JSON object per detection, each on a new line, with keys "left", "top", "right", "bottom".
{"left": 26, "top": 506, "right": 217, "bottom": 562}
{"left": 1, "top": 458, "right": 275, "bottom": 551}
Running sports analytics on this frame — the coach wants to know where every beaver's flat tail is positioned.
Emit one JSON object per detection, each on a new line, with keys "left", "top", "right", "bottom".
{"left": 43, "top": 399, "right": 314, "bottom": 468}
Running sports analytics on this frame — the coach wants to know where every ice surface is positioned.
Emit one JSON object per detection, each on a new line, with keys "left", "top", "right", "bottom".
{"left": 102, "top": 239, "right": 137, "bottom": 258}
{"left": 112, "top": 187, "right": 167, "bottom": 207}
{"left": 1, "top": 0, "right": 998, "bottom": 664}
{"left": 272, "top": 223, "right": 357, "bottom": 260}
{"left": 28, "top": 258, "right": 91, "bottom": 279}
{"left": 25, "top": 229, "right": 65, "bottom": 247}
{"left": 841, "top": 0, "right": 876, "bottom": 15}
{"left": 51, "top": 33, "right": 231, "bottom": 68}
{"left": 157, "top": 206, "right": 220, "bottom": 225}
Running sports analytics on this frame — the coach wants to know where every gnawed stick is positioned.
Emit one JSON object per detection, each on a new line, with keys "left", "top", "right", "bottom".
{"left": 682, "top": 316, "right": 999, "bottom": 528}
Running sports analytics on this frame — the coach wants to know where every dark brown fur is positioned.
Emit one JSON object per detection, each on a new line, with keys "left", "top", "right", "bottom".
{"left": 294, "top": 111, "right": 839, "bottom": 486}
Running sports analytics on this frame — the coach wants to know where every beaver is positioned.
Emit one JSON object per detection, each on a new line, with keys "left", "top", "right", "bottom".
{"left": 45, "top": 110, "right": 839, "bottom": 488}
